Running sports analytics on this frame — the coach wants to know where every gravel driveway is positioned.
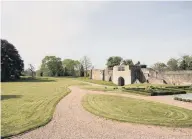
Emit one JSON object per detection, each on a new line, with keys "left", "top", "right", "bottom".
{"left": 13, "top": 86, "right": 192, "bottom": 139}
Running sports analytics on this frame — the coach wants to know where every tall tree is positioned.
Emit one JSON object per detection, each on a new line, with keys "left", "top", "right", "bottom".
{"left": 179, "top": 55, "right": 192, "bottom": 70}
{"left": 62, "top": 59, "right": 82, "bottom": 76}
{"left": 123, "top": 59, "right": 134, "bottom": 66}
{"left": 79, "top": 64, "right": 84, "bottom": 77}
{"left": 152, "top": 62, "right": 167, "bottom": 71}
{"left": 28, "top": 64, "right": 35, "bottom": 78}
{"left": 179, "top": 59, "right": 187, "bottom": 70}
{"left": 80, "top": 56, "right": 92, "bottom": 77}
{"left": 40, "top": 56, "right": 63, "bottom": 76}
{"left": 62, "top": 59, "right": 75, "bottom": 76}
{"left": 167, "top": 58, "right": 178, "bottom": 71}
{"left": 106, "top": 56, "right": 123, "bottom": 69}
{"left": 73, "top": 60, "right": 83, "bottom": 77}
{"left": 188, "top": 61, "right": 192, "bottom": 70}
{"left": 1, "top": 39, "right": 24, "bottom": 81}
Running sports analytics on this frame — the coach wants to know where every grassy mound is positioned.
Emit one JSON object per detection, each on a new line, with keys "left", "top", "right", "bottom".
{"left": 82, "top": 94, "right": 192, "bottom": 127}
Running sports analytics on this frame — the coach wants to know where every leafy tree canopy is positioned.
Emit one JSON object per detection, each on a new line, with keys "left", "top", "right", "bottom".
{"left": 179, "top": 55, "right": 192, "bottom": 70}
{"left": 123, "top": 59, "right": 134, "bottom": 66}
{"left": 167, "top": 58, "right": 179, "bottom": 71}
{"left": 152, "top": 62, "right": 167, "bottom": 72}
{"left": 80, "top": 56, "right": 92, "bottom": 77}
{"left": 40, "top": 56, "right": 63, "bottom": 76}
{"left": 62, "top": 59, "right": 82, "bottom": 76}
{"left": 1, "top": 39, "right": 24, "bottom": 81}
{"left": 106, "top": 56, "right": 123, "bottom": 68}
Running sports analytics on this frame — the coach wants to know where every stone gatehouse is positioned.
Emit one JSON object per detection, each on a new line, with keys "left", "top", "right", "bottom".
{"left": 90, "top": 65, "right": 192, "bottom": 86}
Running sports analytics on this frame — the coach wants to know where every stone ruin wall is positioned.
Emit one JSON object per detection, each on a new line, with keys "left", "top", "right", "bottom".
{"left": 91, "top": 69, "right": 104, "bottom": 80}
{"left": 141, "top": 68, "right": 192, "bottom": 85}
{"left": 130, "top": 66, "right": 142, "bottom": 83}
{"left": 91, "top": 67, "right": 192, "bottom": 85}
{"left": 157, "top": 71, "right": 192, "bottom": 85}
{"left": 104, "top": 69, "right": 113, "bottom": 81}
{"left": 91, "top": 68, "right": 113, "bottom": 81}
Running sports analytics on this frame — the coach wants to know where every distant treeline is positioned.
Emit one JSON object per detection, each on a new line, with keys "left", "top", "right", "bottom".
{"left": 1, "top": 39, "right": 191, "bottom": 81}
{"left": 152, "top": 55, "right": 192, "bottom": 71}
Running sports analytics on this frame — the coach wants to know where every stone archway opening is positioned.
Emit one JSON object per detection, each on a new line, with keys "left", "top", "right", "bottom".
{"left": 118, "top": 77, "right": 125, "bottom": 86}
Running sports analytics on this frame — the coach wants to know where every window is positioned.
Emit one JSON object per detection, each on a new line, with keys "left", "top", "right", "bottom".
{"left": 118, "top": 66, "right": 125, "bottom": 71}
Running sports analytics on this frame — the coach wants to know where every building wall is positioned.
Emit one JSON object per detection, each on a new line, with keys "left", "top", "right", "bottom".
{"left": 104, "top": 69, "right": 113, "bottom": 81}
{"left": 130, "top": 66, "right": 143, "bottom": 83}
{"left": 141, "top": 68, "right": 192, "bottom": 85}
{"left": 112, "top": 66, "right": 132, "bottom": 85}
{"left": 157, "top": 71, "right": 192, "bottom": 85}
{"left": 91, "top": 69, "right": 104, "bottom": 80}
{"left": 91, "top": 66, "right": 192, "bottom": 85}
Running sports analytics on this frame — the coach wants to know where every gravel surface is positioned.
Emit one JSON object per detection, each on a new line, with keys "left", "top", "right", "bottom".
{"left": 13, "top": 86, "right": 192, "bottom": 139}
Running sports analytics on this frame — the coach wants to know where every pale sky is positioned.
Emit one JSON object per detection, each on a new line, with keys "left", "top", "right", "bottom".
{"left": 2, "top": 1, "right": 192, "bottom": 70}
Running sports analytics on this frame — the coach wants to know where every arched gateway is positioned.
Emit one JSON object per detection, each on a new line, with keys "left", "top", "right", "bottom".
{"left": 118, "top": 77, "right": 125, "bottom": 86}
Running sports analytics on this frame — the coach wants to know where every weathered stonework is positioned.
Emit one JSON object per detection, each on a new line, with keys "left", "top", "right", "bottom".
{"left": 91, "top": 69, "right": 104, "bottom": 80}
{"left": 90, "top": 66, "right": 192, "bottom": 86}
{"left": 140, "top": 68, "right": 192, "bottom": 85}
{"left": 104, "top": 69, "right": 113, "bottom": 81}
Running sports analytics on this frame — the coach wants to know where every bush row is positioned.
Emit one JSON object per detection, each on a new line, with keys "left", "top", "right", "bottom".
{"left": 122, "top": 88, "right": 150, "bottom": 96}
{"left": 122, "top": 87, "right": 186, "bottom": 96}
{"left": 149, "top": 90, "right": 186, "bottom": 96}
{"left": 165, "top": 86, "right": 192, "bottom": 93}
{"left": 166, "top": 85, "right": 191, "bottom": 89}
{"left": 174, "top": 97, "right": 192, "bottom": 103}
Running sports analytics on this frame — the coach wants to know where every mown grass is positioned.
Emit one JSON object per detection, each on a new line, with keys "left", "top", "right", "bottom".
{"left": 76, "top": 77, "right": 117, "bottom": 86}
{"left": 81, "top": 84, "right": 190, "bottom": 96}
{"left": 81, "top": 85, "right": 118, "bottom": 91}
{"left": 125, "top": 83, "right": 170, "bottom": 88}
{"left": 82, "top": 94, "right": 192, "bottom": 127}
{"left": 1, "top": 77, "right": 83, "bottom": 138}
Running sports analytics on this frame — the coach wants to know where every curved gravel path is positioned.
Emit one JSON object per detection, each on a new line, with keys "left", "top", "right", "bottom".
{"left": 13, "top": 86, "right": 192, "bottom": 139}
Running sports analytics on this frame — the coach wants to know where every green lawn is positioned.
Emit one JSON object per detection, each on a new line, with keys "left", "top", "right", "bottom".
{"left": 81, "top": 84, "right": 190, "bottom": 96}
{"left": 82, "top": 94, "right": 192, "bottom": 127}
{"left": 125, "top": 83, "right": 170, "bottom": 88}
{"left": 76, "top": 77, "right": 117, "bottom": 86}
{"left": 1, "top": 77, "right": 83, "bottom": 138}
{"left": 81, "top": 85, "right": 118, "bottom": 91}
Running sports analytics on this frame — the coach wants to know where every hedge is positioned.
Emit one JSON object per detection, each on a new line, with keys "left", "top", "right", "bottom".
{"left": 122, "top": 87, "right": 186, "bottom": 96}
{"left": 174, "top": 97, "right": 192, "bottom": 103}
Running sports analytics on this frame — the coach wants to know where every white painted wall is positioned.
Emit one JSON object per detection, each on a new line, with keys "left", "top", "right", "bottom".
{"left": 112, "top": 66, "right": 132, "bottom": 85}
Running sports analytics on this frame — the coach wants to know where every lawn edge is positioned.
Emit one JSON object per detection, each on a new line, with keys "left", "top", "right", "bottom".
{"left": 81, "top": 94, "right": 192, "bottom": 128}
{"left": 2, "top": 87, "right": 71, "bottom": 139}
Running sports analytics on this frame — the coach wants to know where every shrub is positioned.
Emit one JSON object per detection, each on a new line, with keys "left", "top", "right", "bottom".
{"left": 174, "top": 97, "right": 192, "bottom": 103}
{"left": 122, "top": 87, "right": 186, "bottom": 96}
{"left": 174, "top": 97, "right": 179, "bottom": 100}
{"left": 183, "top": 99, "right": 187, "bottom": 102}
{"left": 178, "top": 98, "right": 183, "bottom": 101}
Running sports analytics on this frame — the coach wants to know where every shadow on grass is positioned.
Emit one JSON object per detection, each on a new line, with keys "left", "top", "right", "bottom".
{"left": 12, "top": 77, "right": 56, "bottom": 82}
{"left": 1, "top": 95, "right": 22, "bottom": 100}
